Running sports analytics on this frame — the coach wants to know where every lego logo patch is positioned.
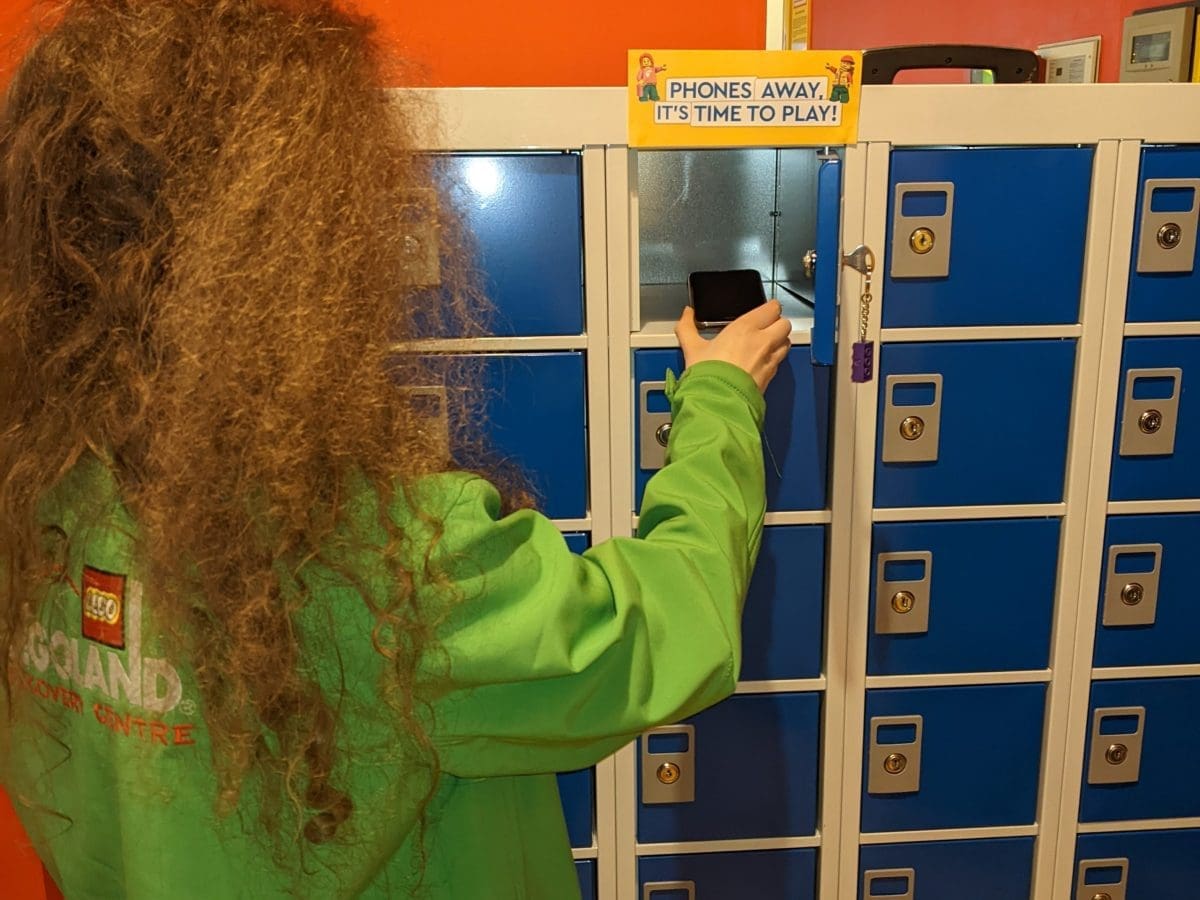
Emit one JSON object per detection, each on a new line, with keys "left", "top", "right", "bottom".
{"left": 81, "top": 567, "right": 125, "bottom": 649}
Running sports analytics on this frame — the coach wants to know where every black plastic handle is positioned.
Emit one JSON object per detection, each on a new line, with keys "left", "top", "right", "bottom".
{"left": 861, "top": 44, "right": 1039, "bottom": 84}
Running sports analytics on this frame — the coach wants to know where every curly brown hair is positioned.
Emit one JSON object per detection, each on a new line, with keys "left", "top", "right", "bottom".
{"left": 0, "top": 0, "right": 518, "bottom": 854}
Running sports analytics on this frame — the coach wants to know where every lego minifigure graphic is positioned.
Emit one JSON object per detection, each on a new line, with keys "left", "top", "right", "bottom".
{"left": 636, "top": 53, "right": 667, "bottom": 102}
{"left": 826, "top": 54, "right": 855, "bottom": 103}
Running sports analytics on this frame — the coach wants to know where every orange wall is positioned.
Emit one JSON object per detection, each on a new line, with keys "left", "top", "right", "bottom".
{"left": 0, "top": 0, "right": 1161, "bottom": 87}
{"left": 349, "top": 0, "right": 765, "bottom": 86}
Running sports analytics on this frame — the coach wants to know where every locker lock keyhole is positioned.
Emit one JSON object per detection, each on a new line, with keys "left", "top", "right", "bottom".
{"left": 1121, "top": 583, "right": 1144, "bottom": 606}
{"left": 1105, "top": 743, "right": 1129, "bottom": 766}
{"left": 891, "top": 591, "right": 915, "bottom": 614}
{"left": 909, "top": 227, "right": 936, "bottom": 255}
{"left": 656, "top": 762, "right": 681, "bottom": 785}
{"left": 655, "top": 422, "right": 672, "bottom": 447}
{"left": 1139, "top": 409, "right": 1163, "bottom": 434}
{"left": 1091, "top": 894, "right": 1113, "bottom": 900}
{"left": 899, "top": 416, "right": 925, "bottom": 441}
{"left": 883, "top": 753, "right": 908, "bottom": 775}
{"left": 1158, "top": 222, "right": 1183, "bottom": 250}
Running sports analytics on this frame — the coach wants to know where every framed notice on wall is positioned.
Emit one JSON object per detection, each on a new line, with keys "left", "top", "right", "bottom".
{"left": 1037, "top": 36, "right": 1101, "bottom": 84}
{"left": 789, "top": 0, "right": 811, "bottom": 51}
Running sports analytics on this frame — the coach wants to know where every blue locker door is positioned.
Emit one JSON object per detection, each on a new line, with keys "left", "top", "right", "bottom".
{"left": 1127, "top": 147, "right": 1200, "bottom": 323}
{"left": 811, "top": 156, "right": 841, "bottom": 366}
{"left": 438, "top": 153, "right": 584, "bottom": 336}
{"left": 638, "top": 693, "right": 820, "bottom": 842}
{"left": 640, "top": 849, "right": 817, "bottom": 899}
{"left": 1080, "top": 677, "right": 1200, "bottom": 823}
{"left": 741, "top": 525, "right": 826, "bottom": 681}
{"left": 874, "top": 341, "right": 1076, "bottom": 508}
{"left": 861, "top": 684, "right": 1045, "bottom": 832}
{"left": 1076, "top": 829, "right": 1200, "bottom": 898}
{"left": 575, "top": 860, "right": 597, "bottom": 900}
{"left": 557, "top": 769, "right": 593, "bottom": 849}
{"left": 883, "top": 148, "right": 1092, "bottom": 327}
{"left": 634, "top": 347, "right": 831, "bottom": 512}
{"left": 868, "top": 519, "right": 1059, "bottom": 676}
{"left": 1109, "top": 337, "right": 1200, "bottom": 501}
{"left": 859, "top": 837, "right": 1035, "bottom": 900}
{"left": 558, "top": 533, "right": 594, "bottom": 849}
{"left": 468, "top": 353, "right": 587, "bottom": 520}
{"left": 1095, "top": 515, "right": 1200, "bottom": 667}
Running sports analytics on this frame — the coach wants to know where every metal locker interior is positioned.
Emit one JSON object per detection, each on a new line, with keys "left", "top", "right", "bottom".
{"left": 412, "top": 83, "right": 1200, "bottom": 899}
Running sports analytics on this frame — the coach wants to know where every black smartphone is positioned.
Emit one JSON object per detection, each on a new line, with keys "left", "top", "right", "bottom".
{"left": 688, "top": 269, "right": 767, "bottom": 328}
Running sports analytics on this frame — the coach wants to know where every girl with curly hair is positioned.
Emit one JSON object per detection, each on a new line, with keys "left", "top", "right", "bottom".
{"left": 0, "top": 1, "right": 791, "bottom": 896}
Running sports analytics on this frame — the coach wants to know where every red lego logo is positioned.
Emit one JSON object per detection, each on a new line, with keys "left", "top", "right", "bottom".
{"left": 81, "top": 567, "right": 125, "bottom": 650}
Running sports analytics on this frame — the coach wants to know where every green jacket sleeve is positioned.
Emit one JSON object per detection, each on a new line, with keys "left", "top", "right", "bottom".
{"left": 430, "top": 359, "right": 767, "bottom": 778}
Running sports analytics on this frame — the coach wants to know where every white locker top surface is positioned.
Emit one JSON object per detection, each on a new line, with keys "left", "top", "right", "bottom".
{"left": 406, "top": 84, "right": 1200, "bottom": 150}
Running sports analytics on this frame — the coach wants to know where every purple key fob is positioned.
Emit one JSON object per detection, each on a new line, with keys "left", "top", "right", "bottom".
{"left": 851, "top": 340, "right": 874, "bottom": 383}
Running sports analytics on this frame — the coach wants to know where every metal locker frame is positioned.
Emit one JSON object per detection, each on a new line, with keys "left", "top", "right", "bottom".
{"left": 412, "top": 80, "right": 1200, "bottom": 900}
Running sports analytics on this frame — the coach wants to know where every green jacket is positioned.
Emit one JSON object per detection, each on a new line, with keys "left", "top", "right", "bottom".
{"left": 5, "top": 360, "right": 766, "bottom": 898}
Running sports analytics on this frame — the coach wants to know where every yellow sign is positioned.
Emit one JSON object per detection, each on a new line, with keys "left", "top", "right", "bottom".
{"left": 628, "top": 50, "right": 861, "bottom": 149}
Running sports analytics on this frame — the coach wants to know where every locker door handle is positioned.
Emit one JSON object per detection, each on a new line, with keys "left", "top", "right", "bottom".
{"left": 882, "top": 374, "right": 943, "bottom": 463}
{"left": 402, "top": 385, "right": 450, "bottom": 461}
{"left": 1076, "top": 858, "right": 1129, "bottom": 900}
{"left": 643, "top": 881, "right": 696, "bottom": 900}
{"left": 868, "top": 715, "right": 923, "bottom": 794}
{"left": 891, "top": 182, "right": 954, "bottom": 279}
{"left": 864, "top": 868, "right": 916, "bottom": 900}
{"left": 1087, "top": 707, "right": 1146, "bottom": 785}
{"left": 1102, "top": 543, "right": 1163, "bottom": 627}
{"left": 1136, "top": 178, "right": 1200, "bottom": 274}
{"left": 641, "top": 725, "right": 696, "bottom": 805}
{"left": 876, "top": 551, "right": 933, "bottom": 634}
{"left": 639, "top": 380, "right": 671, "bottom": 470}
{"left": 1119, "top": 368, "right": 1182, "bottom": 457}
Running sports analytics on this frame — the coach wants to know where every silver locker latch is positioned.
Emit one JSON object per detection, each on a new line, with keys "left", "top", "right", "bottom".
{"left": 644, "top": 882, "right": 695, "bottom": 900}
{"left": 640, "top": 380, "right": 671, "bottom": 470}
{"left": 1136, "top": 178, "right": 1200, "bottom": 274}
{"left": 1076, "top": 858, "right": 1130, "bottom": 900}
{"left": 1119, "top": 368, "right": 1182, "bottom": 457}
{"left": 891, "top": 182, "right": 955, "bottom": 279}
{"left": 1088, "top": 707, "right": 1146, "bottom": 785}
{"left": 882, "top": 375, "right": 943, "bottom": 463}
{"left": 868, "top": 715, "right": 923, "bottom": 794}
{"left": 864, "top": 869, "right": 916, "bottom": 900}
{"left": 397, "top": 188, "right": 442, "bottom": 287}
{"left": 1102, "top": 544, "right": 1163, "bottom": 628}
{"left": 642, "top": 724, "right": 696, "bottom": 804}
{"left": 876, "top": 552, "right": 933, "bottom": 635}
{"left": 404, "top": 385, "right": 450, "bottom": 462}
